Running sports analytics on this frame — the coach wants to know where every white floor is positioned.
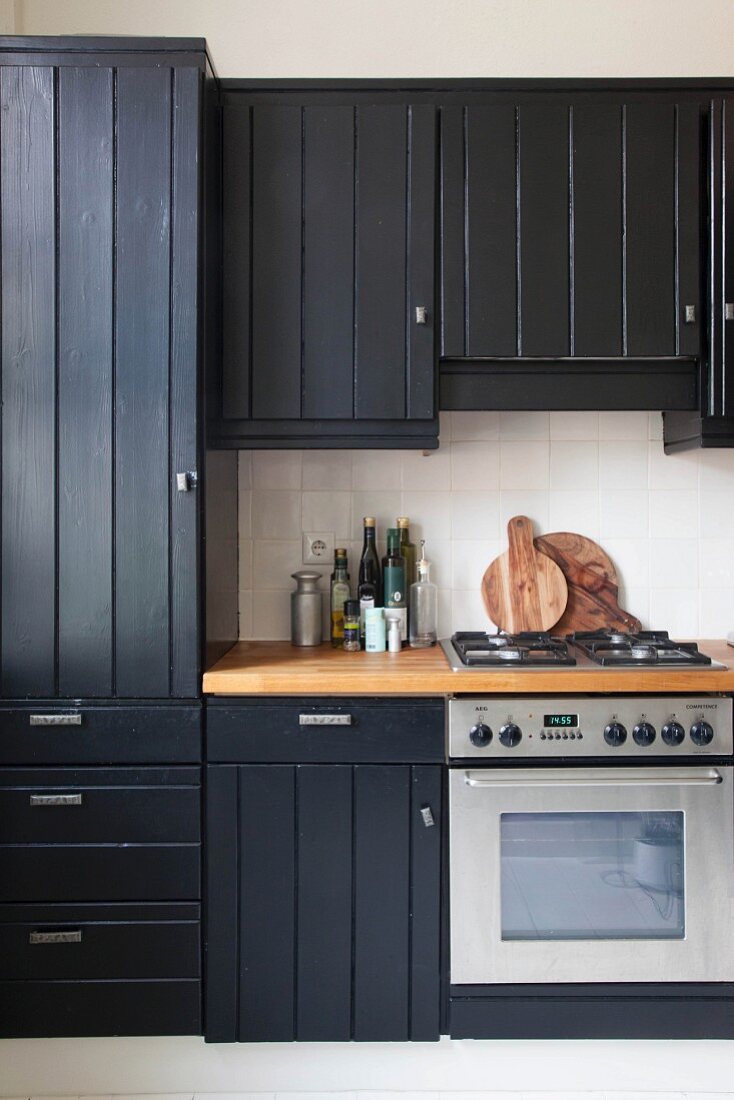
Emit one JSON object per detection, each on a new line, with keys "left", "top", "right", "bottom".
{"left": 4, "top": 1093, "right": 734, "bottom": 1100}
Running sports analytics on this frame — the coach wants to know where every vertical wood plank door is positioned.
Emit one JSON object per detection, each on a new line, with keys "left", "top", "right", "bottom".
{"left": 221, "top": 101, "right": 437, "bottom": 430}
{"left": 204, "top": 762, "right": 443, "bottom": 1043}
{"left": 440, "top": 95, "right": 702, "bottom": 363}
{"left": 0, "top": 60, "right": 201, "bottom": 699}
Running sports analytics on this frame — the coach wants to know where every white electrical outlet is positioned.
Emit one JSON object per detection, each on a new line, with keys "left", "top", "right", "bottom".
{"left": 303, "top": 531, "right": 335, "bottom": 564}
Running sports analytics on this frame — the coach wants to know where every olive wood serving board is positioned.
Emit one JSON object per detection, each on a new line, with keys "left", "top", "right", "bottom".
{"left": 533, "top": 531, "right": 641, "bottom": 634}
{"left": 481, "top": 516, "right": 568, "bottom": 632}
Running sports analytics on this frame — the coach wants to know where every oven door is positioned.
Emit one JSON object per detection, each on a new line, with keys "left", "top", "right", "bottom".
{"left": 450, "top": 765, "right": 734, "bottom": 985}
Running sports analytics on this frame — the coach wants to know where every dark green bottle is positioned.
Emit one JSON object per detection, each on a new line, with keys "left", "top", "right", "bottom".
{"left": 358, "top": 516, "right": 382, "bottom": 639}
{"left": 382, "top": 528, "right": 407, "bottom": 646}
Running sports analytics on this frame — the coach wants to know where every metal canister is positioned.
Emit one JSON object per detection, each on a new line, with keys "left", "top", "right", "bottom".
{"left": 290, "top": 571, "right": 323, "bottom": 646}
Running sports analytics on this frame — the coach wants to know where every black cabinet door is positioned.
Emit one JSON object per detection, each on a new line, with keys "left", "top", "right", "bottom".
{"left": 205, "top": 762, "right": 442, "bottom": 1042}
{"left": 0, "top": 60, "right": 201, "bottom": 698}
{"left": 213, "top": 99, "right": 437, "bottom": 448}
{"left": 441, "top": 96, "right": 703, "bottom": 362}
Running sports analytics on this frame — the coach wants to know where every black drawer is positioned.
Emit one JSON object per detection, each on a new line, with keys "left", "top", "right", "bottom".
{"left": 0, "top": 767, "right": 200, "bottom": 843}
{"left": 0, "top": 704, "right": 202, "bottom": 765}
{"left": 0, "top": 902, "right": 200, "bottom": 979}
{"left": 0, "top": 979, "right": 201, "bottom": 1037}
{"left": 206, "top": 698, "right": 445, "bottom": 763}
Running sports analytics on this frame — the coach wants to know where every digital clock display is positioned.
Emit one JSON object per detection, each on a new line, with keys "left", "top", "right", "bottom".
{"left": 544, "top": 714, "right": 579, "bottom": 728}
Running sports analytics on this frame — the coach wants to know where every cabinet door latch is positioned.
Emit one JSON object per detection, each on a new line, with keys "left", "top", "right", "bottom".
{"left": 176, "top": 471, "right": 198, "bottom": 492}
{"left": 415, "top": 306, "right": 429, "bottom": 325}
{"left": 420, "top": 805, "right": 435, "bottom": 828}
{"left": 684, "top": 304, "right": 696, "bottom": 324}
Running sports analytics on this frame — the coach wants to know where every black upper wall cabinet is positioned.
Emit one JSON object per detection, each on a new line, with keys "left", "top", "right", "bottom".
{"left": 440, "top": 93, "right": 704, "bottom": 412}
{"left": 0, "top": 37, "right": 231, "bottom": 699}
{"left": 210, "top": 95, "right": 438, "bottom": 449}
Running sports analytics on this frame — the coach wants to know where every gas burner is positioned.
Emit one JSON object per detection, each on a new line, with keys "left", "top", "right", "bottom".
{"left": 568, "top": 630, "right": 713, "bottom": 667}
{"left": 449, "top": 631, "right": 576, "bottom": 668}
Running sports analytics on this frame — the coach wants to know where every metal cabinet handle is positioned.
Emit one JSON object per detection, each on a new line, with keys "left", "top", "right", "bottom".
{"left": 29, "top": 930, "right": 82, "bottom": 945}
{"left": 726, "top": 303, "right": 734, "bottom": 321}
{"left": 464, "top": 768, "right": 722, "bottom": 788}
{"left": 684, "top": 304, "right": 696, "bottom": 323}
{"left": 415, "top": 306, "right": 428, "bottom": 324}
{"left": 420, "top": 805, "right": 435, "bottom": 828}
{"left": 176, "top": 471, "right": 198, "bottom": 492}
{"left": 29, "top": 793, "right": 83, "bottom": 807}
{"left": 29, "top": 713, "right": 82, "bottom": 726}
{"left": 299, "top": 714, "right": 352, "bottom": 726}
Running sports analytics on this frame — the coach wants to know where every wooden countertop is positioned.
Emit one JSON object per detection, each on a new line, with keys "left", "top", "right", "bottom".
{"left": 203, "top": 640, "right": 734, "bottom": 696}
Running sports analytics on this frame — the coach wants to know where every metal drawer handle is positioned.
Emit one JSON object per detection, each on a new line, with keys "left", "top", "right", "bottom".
{"left": 29, "top": 713, "right": 82, "bottom": 727}
{"left": 464, "top": 768, "right": 723, "bottom": 789}
{"left": 420, "top": 805, "right": 435, "bottom": 828}
{"left": 29, "top": 793, "right": 83, "bottom": 807}
{"left": 299, "top": 714, "right": 352, "bottom": 726}
{"left": 29, "top": 930, "right": 82, "bottom": 945}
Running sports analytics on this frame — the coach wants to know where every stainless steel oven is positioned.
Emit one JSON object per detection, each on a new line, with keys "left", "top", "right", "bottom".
{"left": 449, "top": 695, "right": 734, "bottom": 987}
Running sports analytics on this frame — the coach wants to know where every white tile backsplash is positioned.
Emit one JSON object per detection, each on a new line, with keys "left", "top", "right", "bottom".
{"left": 235, "top": 411, "right": 734, "bottom": 639}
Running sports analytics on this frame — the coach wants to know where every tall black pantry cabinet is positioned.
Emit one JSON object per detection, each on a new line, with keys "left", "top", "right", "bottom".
{"left": 0, "top": 37, "right": 236, "bottom": 1038}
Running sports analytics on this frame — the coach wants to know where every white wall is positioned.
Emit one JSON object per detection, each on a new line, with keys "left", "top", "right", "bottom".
{"left": 238, "top": 411, "right": 734, "bottom": 641}
{"left": 16, "top": 0, "right": 734, "bottom": 78}
{"left": 6, "top": 1, "right": 734, "bottom": 1095}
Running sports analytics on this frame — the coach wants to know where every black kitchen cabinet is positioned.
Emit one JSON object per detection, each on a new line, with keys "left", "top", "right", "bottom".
{"left": 205, "top": 698, "right": 444, "bottom": 1042}
{"left": 666, "top": 96, "right": 734, "bottom": 449}
{"left": 440, "top": 93, "right": 703, "bottom": 411}
{"left": 209, "top": 94, "right": 438, "bottom": 449}
{"left": 0, "top": 36, "right": 235, "bottom": 700}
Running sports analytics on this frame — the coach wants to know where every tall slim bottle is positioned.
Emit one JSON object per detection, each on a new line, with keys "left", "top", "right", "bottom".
{"left": 382, "top": 528, "right": 407, "bottom": 646}
{"left": 397, "top": 517, "right": 417, "bottom": 587}
{"left": 330, "top": 549, "right": 351, "bottom": 648}
{"left": 358, "top": 516, "right": 382, "bottom": 641}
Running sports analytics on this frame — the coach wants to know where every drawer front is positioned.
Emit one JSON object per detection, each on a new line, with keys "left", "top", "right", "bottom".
{"left": 0, "top": 910, "right": 199, "bottom": 980}
{"left": 0, "top": 845, "right": 200, "bottom": 902}
{"left": 0, "top": 705, "right": 202, "bottom": 765}
{"left": 0, "top": 979, "right": 201, "bottom": 1037}
{"left": 0, "top": 768, "right": 200, "bottom": 843}
{"left": 207, "top": 698, "right": 445, "bottom": 763}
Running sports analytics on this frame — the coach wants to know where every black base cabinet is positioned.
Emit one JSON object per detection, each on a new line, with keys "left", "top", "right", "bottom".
{"left": 205, "top": 699, "right": 444, "bottom": 1042}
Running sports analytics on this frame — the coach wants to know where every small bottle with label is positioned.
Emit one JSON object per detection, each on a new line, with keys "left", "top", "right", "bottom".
{"left": 382, "top": 528, "right": 407, "bottom": 645}
{"left": 330, "top": 549, "right": 351, "bottom": 648}
{"left": 343, "top": 600, "right": 361, "bottom": 652}
{"left": 365, "top": 607, "right": 386, "bottom": 653}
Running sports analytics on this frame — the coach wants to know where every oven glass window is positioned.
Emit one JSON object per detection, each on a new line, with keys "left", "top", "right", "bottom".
{"left": 500, "top": 811, "right": 685, "bottom": 940}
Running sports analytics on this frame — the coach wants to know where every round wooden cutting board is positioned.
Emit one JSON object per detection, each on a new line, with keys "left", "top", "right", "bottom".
{"left": 533, "top": 531, "right": 641, "bottom": 634}
{"left": 481, "top": 515, "right": 568, "bottom": 632}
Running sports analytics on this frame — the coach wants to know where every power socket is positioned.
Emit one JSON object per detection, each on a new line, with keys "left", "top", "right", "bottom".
{"left": 302, "top": 531, "right": 335, "bottom": 565}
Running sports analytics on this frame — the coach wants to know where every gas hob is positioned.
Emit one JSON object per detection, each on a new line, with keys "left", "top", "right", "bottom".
{"left": 441, "top": 630, "right": 725, "bottom": 671}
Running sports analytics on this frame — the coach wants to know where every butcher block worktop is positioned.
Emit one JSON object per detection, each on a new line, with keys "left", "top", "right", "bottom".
{"left": 203, "top": 640, "right": 734, "bottom": 695}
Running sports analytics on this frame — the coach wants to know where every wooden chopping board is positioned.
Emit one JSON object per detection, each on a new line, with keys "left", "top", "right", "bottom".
{"left": 534, "top": 531, "right": 641, "bottom": 634}
{"left": 482, "top": 516, "right": 568, "bottom": 632}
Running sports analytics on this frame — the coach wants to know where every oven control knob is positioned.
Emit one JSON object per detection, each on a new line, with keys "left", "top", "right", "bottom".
{"left": 633, "top": 721, "right": 656, "bottom": 746}
{"left": 690, "top": 720, "right": 714, "bottom": 746}
{"left": 661, "top": 721, "right": 686, "bottom": 746}
{"left": 469, "top": 722, "right": 493, "bottom": 747}
{"left": 499, "top": 722, "right": 522, "bottom": 748}
{"left": 604, "top": 722, "right": 627, "bottom": 747}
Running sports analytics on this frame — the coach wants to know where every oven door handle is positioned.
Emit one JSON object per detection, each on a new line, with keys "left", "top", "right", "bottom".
{"left": 463, "top": 768, "right": 724, "bottom": 788}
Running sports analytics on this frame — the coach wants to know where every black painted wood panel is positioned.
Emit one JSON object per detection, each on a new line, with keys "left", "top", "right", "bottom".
{"left": 251, "top": 105, "right": 302, "bottom": 420}
{"left": 170, "top": 65, "right": 201, "bottom": 698}
{"left": 572, "top": 104, "right": 623, "bottom": 356}
{"left": 722, "top": 98, "right": 734, "bottom": 415}
{"left": 57, "top": 66, "right": 114, "bottom": 697}
{"left": 203, "top": 765, "right": 239, "bottom": 1042}
{"left": 303, "top": 106, "right": 354, "bottom": 419}
{"left": 296, "top": 765, "right": 352, "bottom": 1039}
{"left": 354, "top": 105, "right": 407, "bottom": 419}
{"left": 353, "top": 764, "right": 411, "bottom": 1040}
{"left": 238, "top": 764, "right": 296, "bottom": 1041}
{"left": 114, "top": 66, "right": 171, "bottom": 698}
{"left": 677, "top": 104, "right": 702, "bottom": 360}
{"left": 410, "top": 765, "right": 442, "bottom": 1040}
{"left": 0, "top": 66, "right": 56, "bottom": 697}
{"left": 625, "top": 102, "right": 676, "bottom": 356}
{"left": 222, "top": 106, "right": 252, "bottom": 420}
{"left": 439, "top": 105, "right": 465, "bottom": 357}
{"left": 407, "top": 104, "right": 436, "bottom": 418}
{"left": 466, "top": 105, "right": 517, "bottom": 356}
{"left": 519, "top": 104, "right": 570, "bottom": 356}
